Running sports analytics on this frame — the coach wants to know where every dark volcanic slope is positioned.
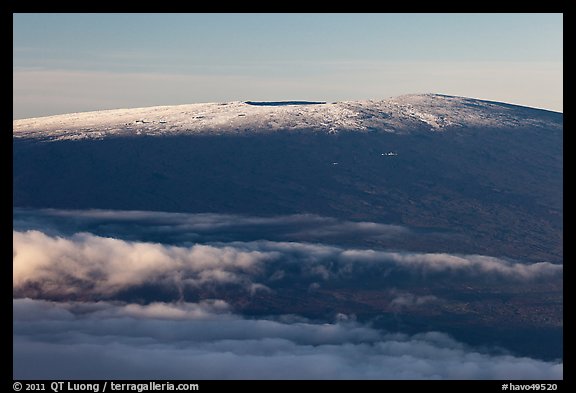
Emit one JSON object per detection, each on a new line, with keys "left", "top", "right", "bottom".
{"left": 13, "top": 94, "right": 563, "bottom": 263}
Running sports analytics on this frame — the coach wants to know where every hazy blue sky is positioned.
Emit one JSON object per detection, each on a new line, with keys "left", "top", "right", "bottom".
{"left": 13, "top": 13, "right": 563, "bottom": 119}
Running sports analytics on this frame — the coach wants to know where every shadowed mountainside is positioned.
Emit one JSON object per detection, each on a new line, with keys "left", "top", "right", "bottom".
{"left": 14, "top": 95, "right": 562, "bottom": 263}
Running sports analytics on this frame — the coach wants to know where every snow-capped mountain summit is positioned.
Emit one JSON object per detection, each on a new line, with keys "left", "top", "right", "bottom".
{"left": 13, "top": 94, "right": 561, "bottom": 142}
{"left": 13, "top": 93, "right": 562, "bottom": 265}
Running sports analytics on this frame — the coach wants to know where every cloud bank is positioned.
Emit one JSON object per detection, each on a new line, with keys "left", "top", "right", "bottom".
{"left": 13, "top": 229, "right": 561, "bottom": 300}
{"left": 13, "top": 298, "right": 562, "bottom": 380}
{"left": 13, "top": 208, "right": 409, "bottom": 245}
{"left": 13, "top": 209, "right": 563, "bottom": 379}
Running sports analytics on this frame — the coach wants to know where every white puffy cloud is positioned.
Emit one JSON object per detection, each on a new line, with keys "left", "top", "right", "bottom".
{"left": 13, "top": 230, "right": 276, "bottom": 298}
{"left": 13, "top": 229, "right": 562, "bottom": 300}
{"left": 13, "top": 299, "right": 562, "bottom": 380}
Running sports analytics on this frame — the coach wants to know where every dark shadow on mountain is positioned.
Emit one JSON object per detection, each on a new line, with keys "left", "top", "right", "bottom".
{"left": 14, "top": 125, "right": 562, "bottom": 263}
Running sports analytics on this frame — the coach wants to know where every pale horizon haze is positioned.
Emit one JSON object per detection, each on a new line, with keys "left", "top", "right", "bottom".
{"left": 13, "top": 13, "right": 563, "bottom": 119}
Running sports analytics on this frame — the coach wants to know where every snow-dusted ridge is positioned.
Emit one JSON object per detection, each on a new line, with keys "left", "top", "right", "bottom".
{"left": 13, "top": 94, "right": 562, "bottom": 142}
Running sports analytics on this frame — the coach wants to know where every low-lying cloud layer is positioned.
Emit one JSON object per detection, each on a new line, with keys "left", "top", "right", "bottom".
{"left": 13, "top": 229, "right": 561, "bottom": 300}
{"left": 13, "top": 298, "right": 563, "bottom": 380}
{"left": 13, "top": 209, "right": 563, "bottom": 379}
{"left": 13, "top": 208, "right": 409, "bottom": 245}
